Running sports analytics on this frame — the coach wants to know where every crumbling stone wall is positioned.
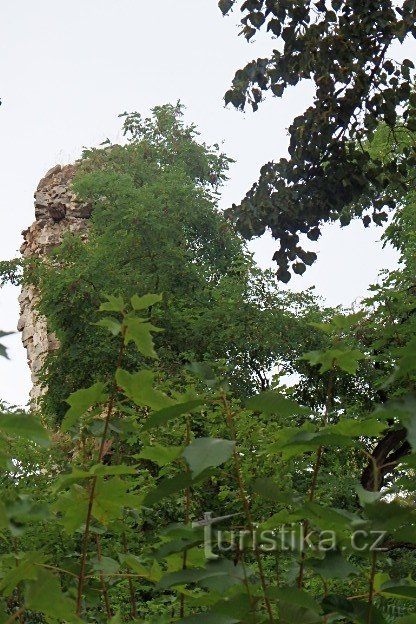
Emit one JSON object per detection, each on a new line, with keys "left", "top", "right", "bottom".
{"left": 18, "top": 164, "right": 92, "bottom": 402}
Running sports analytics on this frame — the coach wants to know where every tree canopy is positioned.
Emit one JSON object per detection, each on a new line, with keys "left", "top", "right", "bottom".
{"left": 220, "top": 0, "right": 416, "bottom": 281}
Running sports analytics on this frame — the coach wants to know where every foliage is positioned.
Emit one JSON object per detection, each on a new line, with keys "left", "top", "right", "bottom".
{"left": 22, "top": 104, "right": 323, "bottom": 422}
{"left": 1, "top": 105, "right": 416, "bottom": 622}
{"left": 219, "top": 0, "right": 416, "bottom": 281}
{"left": 0, "top": 285, "right": 415, "bottom": 622}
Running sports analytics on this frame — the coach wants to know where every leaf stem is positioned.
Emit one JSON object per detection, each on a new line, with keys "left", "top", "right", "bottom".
{"left": 221, "top": 392, "right": 274, "bottom": 623}
{"left": 76, "top": 327, "right": 126, "bottom": 616}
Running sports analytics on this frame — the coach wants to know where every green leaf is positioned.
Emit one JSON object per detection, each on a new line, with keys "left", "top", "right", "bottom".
{"left": 322, "top": 595, "right": 387, "bottom": 623}
{"left": 142, "top": 398, "right": 205, "bottom": 431}
{"left": 124, "top": 317, "right": 161, "bottom": 358}
{"left": 302, "top": 347, "right": 365, "bottom": 375}
{"left": 116, "top": 369, "right": 174, "bottom": 410}
{"left": 157, "top": 559, "right": 244, "bottom": 590}
{"left": 137, "top": 444, "right": 183, "bottom": 467}
{"left": 330, "top": 312, "right": 365, "bottom": 331}
{"left": 91, "top": 555, "right": 119, "bottom": 574}
{"left": 252, "top": 477, "right": 296, "bottom": 503}
{"left": 99, "top": 294, "right": 125, "bottom": 313}
{"left": 25, "top": 569, "right": 81, "bottom": 622}
{"left": 268, "top": 587, "right": 321, "bottom": 612}
{"left": 218, "top": 0, "right": 234, "bottom": 16}
{"left": 395, "top": 337, "right": 416, "bottom": 378}
{"left": 186, "top": 361, "right": 217, "bottom": 386}
{"left": 131, "top": 293, "right": 163, "bottom": 310}
{"left": 55, "top": 464, "right": 137, "bottom": 491}
{"left": 120, "top": 555, "right": 162, "bottom": 582}
{"left": 182, "top": 438, "right": 235, "bottom": 477}
{"left": 144, "top": 472, "right": 193, "bottom": 506}
{"left": 92, "top": 477, "right": 138, "bottom": 525}
{"left": 94, "top": 317, "right": 122, "bottom": 336}
{"left": 52, "top": 484, "right": 89, "bottom": 533}
{"left": 246, "top": 391, "right": 308, "bottom": 416}
{"left": 0, "top": 412, "right": 50, "bottom": 446}
{"left": 0, "top": 552, "right": 42, "bottom": 595}
{"left": 379, "top": 584, "right": 416, "bottom": 601}
{"left": 307, "top": 551, "right": 359, "bottom": 580}
{"left": 62, "top": 382, "right": 107, "bottom": 432}
{"left": 328, "top": 417, "right": 386, "bottom": 437}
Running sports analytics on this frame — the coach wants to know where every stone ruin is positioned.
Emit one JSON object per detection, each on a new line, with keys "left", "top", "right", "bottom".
{"left": 18, "top": 164, "right": 93, "bottom": 403}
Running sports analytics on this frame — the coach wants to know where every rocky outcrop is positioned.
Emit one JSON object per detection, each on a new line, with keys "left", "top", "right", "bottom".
{"left": 18, "top": 164, "right": 92, "bottom": 403}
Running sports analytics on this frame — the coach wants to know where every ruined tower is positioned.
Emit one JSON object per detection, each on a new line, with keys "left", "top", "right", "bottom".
{"left": 18, "top": 164, "right": 92, "bottom": 402}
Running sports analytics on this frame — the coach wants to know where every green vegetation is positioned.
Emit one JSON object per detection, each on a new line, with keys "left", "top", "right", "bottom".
{"left": 0, "top": 106, "right": 415, "bottom": 623}
{"left": 220, "top": 0, "right": 416, "bottom": 281}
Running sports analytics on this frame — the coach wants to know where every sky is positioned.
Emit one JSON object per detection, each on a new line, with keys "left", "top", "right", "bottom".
{"left": 0, "top": 1, "right": 412, "bottom": 406}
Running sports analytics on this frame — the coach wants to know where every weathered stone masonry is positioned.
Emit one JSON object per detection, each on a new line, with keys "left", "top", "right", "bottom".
{"left": 18, "top": 164, "right": 92, "bottom": 402}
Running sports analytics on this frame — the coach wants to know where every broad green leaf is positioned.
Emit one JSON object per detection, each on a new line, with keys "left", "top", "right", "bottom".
{"left": 25, "top": 569, "right": 81, "bottom": 622}
{"left": 395, "top": 616, "right": 416, "bottom": 623}
{"left": 53, "top": 464, "right": 137, "bottom": 491}
{"left": 331, "top": 312, "right": 365, "bottom": 331}
{"left": 94, "top": 317, "right": 121, "bottom": 336}
{"left": 0, "top": 412, "right": 50, "bottom": 446}
{"left": 142, "top": 398, "right": 205, "bottom": 431}
{"left": 157, "top": 559, "right": 244, "bottom": 591}
{"left": 0, "top": 552, "right": 42, "bottom": 595}
{"left": 131, "top": 293, "right": 163, "bottom": 310}
{"left": 186, "top": 362, "right": 217, "bottom": 386}
{"left": 218, "top": 0, "right": 234, "bottom": 17}
{"left": 379, "top": 584, "right": 416, "bottom": 601}
{"left": 322, "top": 595, "right": 386, "bottom": 623}
{"left": 252, "top": 477, "right": 296, "bottom": 503}
{"left": 279, "top": 605, "right": 323, "bottom": 624}
{"left": 328, "top": 416, "right": 386, "bottom": 437}
{"left": 116, "top": 369, "right": 174, "bottom": 409}
{"left": 270, "top": 430, "right": 355, "bottom": 458}
{"left": 302, "top": 502, "right": 357, "bottom": 533}
{"left": 389, "top": 525, "right": 416, "bottom": 544}
{"left": 144, "top": 472, "right": 193, "bottom": 506}
{"left": 92, "top": 477, "right": 138, "bottom": 524}
{"left": 182, "top": 438, "right": 235, "bottom": 477}
{"left": 364, "top": 501, "right": 410, "bottom": 531}
{"left": 211, "top": 592, "right": 254, "bottom": 619}
{"left": 62, "top": 382, "right": 107, "bottom": 432}
{"left": 302, "top": 347, "right": 365, "bottom": 374}
{"left": 124, "top": 317, "right": 161, "bottom": 358}
{"left": 137, "top": 444, "right": 183, "bottom": 467}
{"left": 395, "top": 337, "right": 416, "bottom": 378}
{"left": 309, "top": 322, "right": 333, "bottom": 335}
{"left": 268, "top": 587, "right": 321, "bottom": 612}
{"left": 246, "top": 391, "right": 308, "bottom": 416}
{"left": 91, "top": 555, "right": 119, "bottom": 574}
{"left": 306, "top": 551, "right": 358, "bottom": 580}
{"left": 52, "top": 484, "right": 89, "bottom": 533}
{"left": 119, "top": 554, "right": 162, "bottom": 583}
{"left": 99, "top": 294, "right": 125, "bottom": 312}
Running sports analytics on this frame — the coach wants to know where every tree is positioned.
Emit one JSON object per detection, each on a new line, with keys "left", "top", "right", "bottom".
{"left": 25, "top": 104, "right": 322, "bottom": 421}
{"left": 219, "top": 0, "right": 416, "bottom": 281}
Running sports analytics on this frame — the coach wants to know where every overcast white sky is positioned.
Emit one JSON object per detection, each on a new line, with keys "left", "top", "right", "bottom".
{"left": 0, "top": 1, "right": 412, "bottom": 406}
